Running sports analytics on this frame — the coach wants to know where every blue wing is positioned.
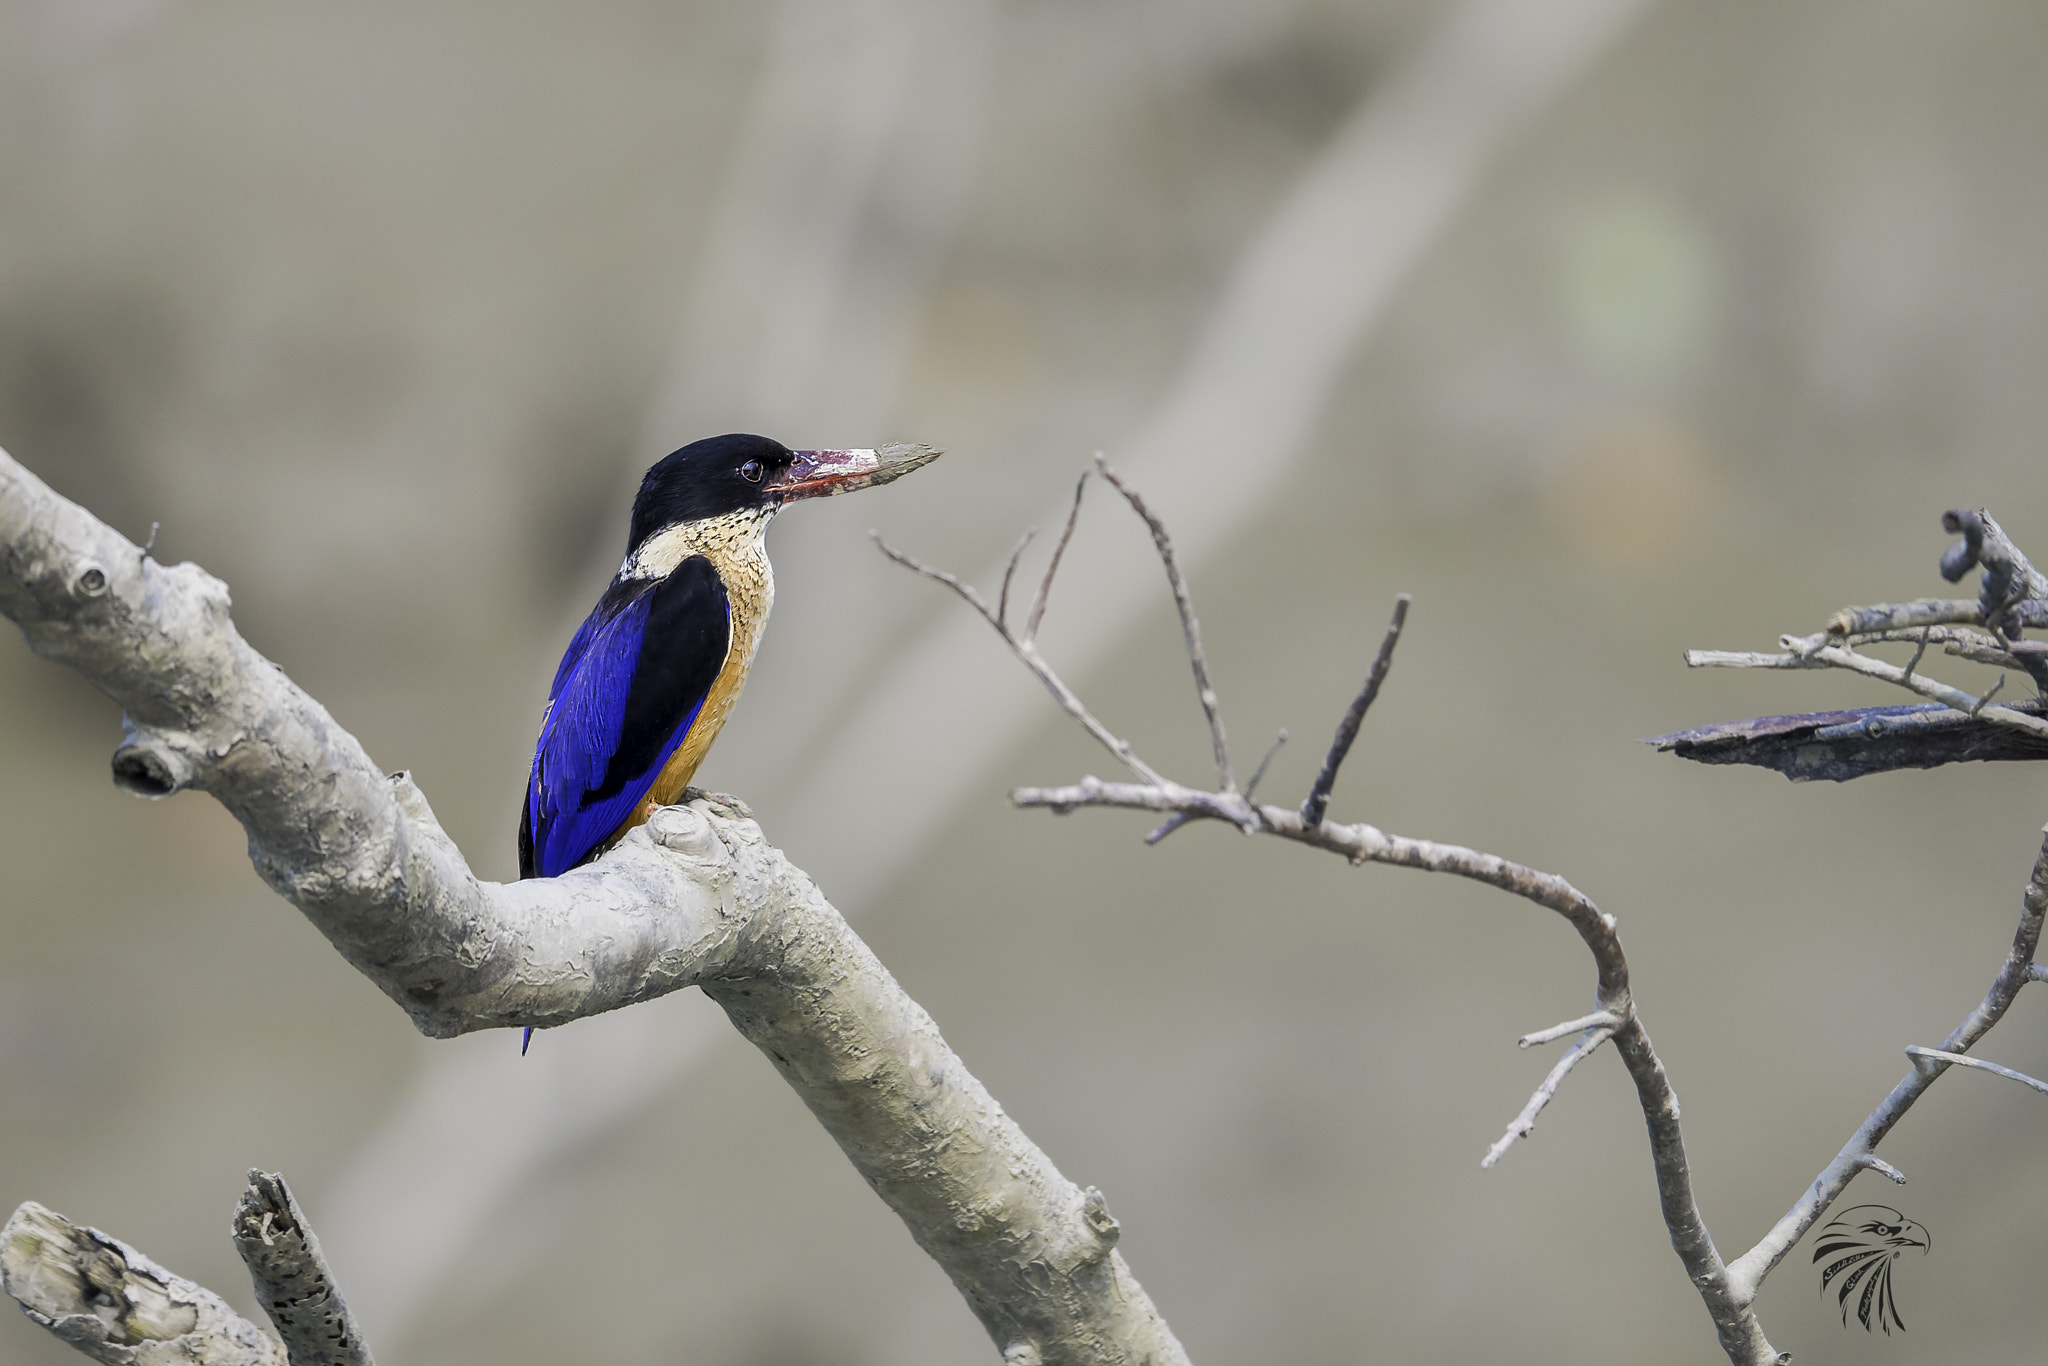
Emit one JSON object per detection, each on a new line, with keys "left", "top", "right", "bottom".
{"left": 520, "top": 556, "right": 731, "bottom": 878}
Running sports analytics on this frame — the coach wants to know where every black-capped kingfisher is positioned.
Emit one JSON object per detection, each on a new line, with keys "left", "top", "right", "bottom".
{"left": 517, "top": 433, "right": 939, "bottom": 897}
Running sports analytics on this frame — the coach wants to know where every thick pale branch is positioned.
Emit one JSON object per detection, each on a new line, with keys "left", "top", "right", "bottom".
{"left": 2, "top": 1201, "right": 284, "bottom": 1365}
{"left": 0, "top": 447, "right": 1187, "bottom": 1366}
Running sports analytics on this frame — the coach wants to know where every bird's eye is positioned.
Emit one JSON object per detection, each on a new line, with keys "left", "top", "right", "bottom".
{"left": 740, "top": 460, "right": 765, "bottom": 483}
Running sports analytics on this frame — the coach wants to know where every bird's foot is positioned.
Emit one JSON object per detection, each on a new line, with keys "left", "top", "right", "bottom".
{"left": 681, "top": 786, "right": 754, "bottom": 820}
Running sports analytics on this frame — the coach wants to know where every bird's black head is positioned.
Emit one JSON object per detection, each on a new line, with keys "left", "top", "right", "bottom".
{"left": 629, "top": 434, "right": 793, "bottom": 552}
{"left": 628, "top": 433, "right": 943, "bottom": 553}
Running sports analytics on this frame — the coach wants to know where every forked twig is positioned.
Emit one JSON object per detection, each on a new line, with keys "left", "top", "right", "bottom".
{"left": 1905, "top": 1045, "right": 2048, "bottom": 1097}
{"left": 885, "top": 463, "right": 1769, "bottom": 1361}
{"left": 1149, "top": 730, "right": 1288, "bottom": 844}
{"left": 998, "top": 527, "right": 1037, "bottom": 629}
{"left": 1301, "top": 594, "right": 1410, "bottom": 829}
{"left": 1519, "top": 1010, "right": 1621, "bottom": 1048}
{"left": 874, "top": 531, "right": 1171, "bottom": 790}
{"left": 1027, "top": 472, "right": 1089, "bottom": 642}
{"left": 1482, "top": 1025, "right": 1617, "bottom": 1169}
{"left": 1245, "top": 730, "right": 1287, "bottom": 800}
{"left": 1686, "top": 642, "right": 2048, "bottom": 738}
{"left": 1094, "top": 456, "right": 1236, "bottom": 792}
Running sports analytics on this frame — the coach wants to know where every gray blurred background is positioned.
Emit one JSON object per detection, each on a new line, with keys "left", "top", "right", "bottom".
{"left": 3, "top": 1, "right": 2047, "bottom": 1362}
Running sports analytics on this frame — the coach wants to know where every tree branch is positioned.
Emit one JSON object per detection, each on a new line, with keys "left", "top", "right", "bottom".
{"left": 1482, "top": 1024, "right": 1616, "bottom": 1170}
{"left": 1092, "top": 457, "right": 1235, "bottom": 793}
{"left": 1939, "top": 507, "right": 2048, "bottom": 629}
{"left": 1724, "top": 822, "right": 2048, "bottom": 1300}
{"left": 1299, "top": 593, "right": 1410, "bottom": 829}
{"left": 4, "top": 1170, "right": 370, "bottom": 1366}
{"left": 1904, "top": 1046, "right": 2048, "bottom": 1097}
{"left": 231, "top": 1173, "right": 374, "bottom": 1366}
{"left": 0, "top": 445, "right": 1188, "bottom": 1366}
{"left": 874, "top": 531, "right": 1173, "bottom": 792}
{"left": 909, "top": 467, "right": 1793, "bottom": 1363}
{"left": 1, "top": 1200, "right": 286, "bottom": 1365}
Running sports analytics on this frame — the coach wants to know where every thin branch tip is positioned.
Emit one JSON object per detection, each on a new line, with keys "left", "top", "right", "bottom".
{"left": 997, "top": 525, "right": 1037, "bottom": 628}
{"left": 1093, "top": 458, "right": 1235, "bottom": 790}
{"left": 1025, "top": 469, "right": 1089, "bottom": 642}
{"left": 1482, "top": 1025, "right": 1615, "bottom": 1169}
{"left": 1300, "top": 593, "right": 1411, "bottom": 828}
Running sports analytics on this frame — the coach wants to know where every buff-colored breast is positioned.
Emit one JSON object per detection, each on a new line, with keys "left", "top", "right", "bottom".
{"left": 608, "top": 508, "right": 776, "bottom": 842}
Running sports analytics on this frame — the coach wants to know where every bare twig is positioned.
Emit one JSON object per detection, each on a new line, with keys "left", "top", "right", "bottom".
{"left": 1829, "top": 623, "right": 2017, "bottom": 668}
{"left": 996, "top": 526, "right": 1036, "bottom": 630}
{"left": 1853, "top": 1154, "right": 1907, "bottom": 1185}
{"left": 1482, "top": 1025, "right": 1617, "bottom": 1169}
{"left": 1725, "top": 823, "right": 2048, "bottom": 1302}
{"left": 1095, "top": 456, "right": 1235, "bottom": 792}
{"left": 1245, "top": 729, "right": 1288, "bottom": 800}
{"left": 1025, "top": 472, "right": 1088, "bottom": 643}
{"left": 1904, "top": 1046, "right": 2048, "bottom": 1098}
{"left": 1686, "top": 643, "right": 2048, "bottom": 739}
{"left": 1148, "top": 729, "right": 1286, "bottom": 844}
{"left": 873, "top": 533, "right": 1000, "bottom": 629}
{"left": 1904, "top": 626, "right": 1932, "bottom": 679}
{"left": 1300, "top": 594, "right": 1411, "bottom": 829}
{"left": 1008, "top": 777, "right": 1768, "bottom": 1358}
{"left": 876, "top": 531, "right": 1171, "bottom": 790}
{"left": 232, "top": 1172, "right": 375, "bottom": 1366}
{"left": 891, "top": 465, "right": 1773, "bottom": 1357}
{"left": 1519, "top": 1010, "right": 1622, "bottom": 1048}
{"left": 1972, "top": 672, "right": 2008, "bottom": 717}
{"left": 1142, "top": 812, "right": 1193, "bottom": 845}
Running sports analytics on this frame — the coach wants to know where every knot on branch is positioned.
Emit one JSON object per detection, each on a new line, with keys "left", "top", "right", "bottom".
{"left": 1080, "top": 1186, "right": 1121, "bottom": 1253}
{"left": 647, "top": 804, "right": 723, "bottom": 861}
{"left": 111, "top": 733, "right": 196, "bottom": 798}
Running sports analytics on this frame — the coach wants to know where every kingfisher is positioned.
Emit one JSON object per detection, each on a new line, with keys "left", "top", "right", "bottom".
{"left": 517, "top": 432, "right": 939, "bottom": 898}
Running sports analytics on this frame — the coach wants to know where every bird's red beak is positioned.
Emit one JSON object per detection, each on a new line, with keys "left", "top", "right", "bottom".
{"left": 766, "top": 444, "right": 942, "bottom": 502}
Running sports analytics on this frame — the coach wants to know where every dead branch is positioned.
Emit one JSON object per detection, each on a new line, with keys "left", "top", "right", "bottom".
{"left": 231, "top": 1173, "right": 374, "bottom": 1366}
{"left": 1723, "top": 826, "right": 2048, "bottom": 1300}
{"left": 3, "top": 1169, "right": 370, "bottom": 1366}
{"left": 886, "top": 465, "right": 1780, "bottom": 1365}
{"left": 1300, "top": 594, "right": 1410, "bottom": 829}
{"left": 1092, "top": 457, "right": 1235, "bottom": 792}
